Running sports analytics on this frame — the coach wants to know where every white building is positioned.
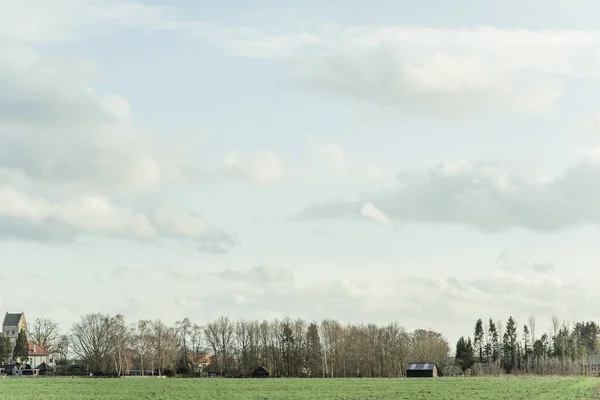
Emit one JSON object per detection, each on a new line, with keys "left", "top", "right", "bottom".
{"left": 27, "top": 341, "right": 50, "bottom": 369}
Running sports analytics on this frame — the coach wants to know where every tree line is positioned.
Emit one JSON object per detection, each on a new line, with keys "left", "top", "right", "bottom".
{"left": 0, "top": 314, "right": 451, "bottom": 377}
{"left": 454, "top": 316, "right": 600, "bottom": 376}
{"left": 4, "top": 313, "right": 598, "bottom": 377}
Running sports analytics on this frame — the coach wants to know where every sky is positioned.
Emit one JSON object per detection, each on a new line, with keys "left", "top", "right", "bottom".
{"left": 2, "top": 0, "right": 600, "bottom": 345}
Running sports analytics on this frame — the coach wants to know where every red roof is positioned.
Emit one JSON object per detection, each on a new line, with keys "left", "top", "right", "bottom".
{"left": 27, "top": 340, "right": 50, "bottom": 356}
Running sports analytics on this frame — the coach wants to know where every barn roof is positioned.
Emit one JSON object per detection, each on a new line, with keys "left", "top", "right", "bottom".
{"left": 407, "top": 362, "right": 436, "bottom": 370}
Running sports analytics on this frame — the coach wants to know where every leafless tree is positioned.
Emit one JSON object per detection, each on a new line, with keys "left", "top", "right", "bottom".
{"left": 55, "top": 334, "right": 70, "bottom": 361}
{"left": 148, "top": 319, "right": 179, "bottom": 376}
{"left": 175, "top": 318, "right": 193, "bottom": 371}
{"left": 204, "top": 316, "right": 234, "bottom": 375}
{"left": 28, "top": 318, "right": 60, "bottom": 355}
{"left": 109, "top": 315, "right": 130, "bottom": 376}
{"left": 70, "top": 313, "right": 114, "bottom": 374}
{"left": 132, "top": 320, "right": 152, "bottom": 374}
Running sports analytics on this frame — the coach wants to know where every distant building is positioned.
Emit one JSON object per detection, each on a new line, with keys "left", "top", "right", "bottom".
{"left": 3, "top": 312, "right": 27, "bottom": 346}
{"left": 406, "top": 362, "right": 437, "bottom": 378}
{"left": 27, "top": 340, "right": 50, "bottom": 369}
{"left": 251, "top": 366, "right": 270, "bottom": 378}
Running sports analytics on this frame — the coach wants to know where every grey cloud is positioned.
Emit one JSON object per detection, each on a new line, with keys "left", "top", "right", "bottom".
{"left": 197, "top": 233, "right": 240, "bottom": 255}
{"left": 300, "top": 159, "right": 600, "bottom": 232}
{"left": 0, "top": 216, "right": 75, "bottom": 242}
{"left": 212, "top": 264, "right": 295, "bottom": 286}
{"left": 197, "top": 243, "right": 230, "bottom": 255}
{"left": 530, "top": 262, "right": 556, "bottom": 272}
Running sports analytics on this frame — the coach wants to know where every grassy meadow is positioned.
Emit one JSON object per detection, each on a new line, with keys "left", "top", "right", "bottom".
{"left": 0, "top": 376, "right": 599, "bottom": 399}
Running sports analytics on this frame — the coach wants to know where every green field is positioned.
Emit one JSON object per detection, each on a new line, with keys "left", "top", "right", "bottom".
{"left": 0, "top": 377, "right": 599, "bottom": 399}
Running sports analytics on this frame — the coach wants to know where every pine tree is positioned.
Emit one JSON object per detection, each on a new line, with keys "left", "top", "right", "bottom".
{"left": 0, "top": 333, "right": 10, "bottom": 364}
{"left": 455, "top": 336, "right": 474, "bottom": 371}
{"left": 473, "top": 319, "right": 484, "bottom": 363}
{"left": 13, "top": 330, "right": 29, "bottom": 364}
{"left": 305, "top": 323, "right": 322, "bottom": 377}
{"left": 488, "top": 319, "right": 499, "bottom": 362}
{"left": 502, "top": 317, "right": 517, "bottom": 373}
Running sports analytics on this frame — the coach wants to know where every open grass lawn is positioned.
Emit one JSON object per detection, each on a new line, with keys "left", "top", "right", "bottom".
{"left": 0, "top": 377, "right": 599, "bottom": 399}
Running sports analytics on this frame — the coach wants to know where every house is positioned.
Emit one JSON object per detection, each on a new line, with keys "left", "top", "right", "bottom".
{"left": 251, "top": 366, "right": 270, "bottom": 378}
{"left": 406, "top": 362, "right": 437, "bottom": 378}
{"left": 188, "top": 353, "right": 212, "bottom": 372}
{"left": 27, "top": 340, "right": 50, "bottom": 368}
{"left": 3, "top": 312, "right": 27, "bottom": 346}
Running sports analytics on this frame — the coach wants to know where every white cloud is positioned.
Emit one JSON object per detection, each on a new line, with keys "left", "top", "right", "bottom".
{"left": 0, "top": 0, "right": 184, "bottom": 43}
{"left": 200, "top": 25, "right": 600, "bottom": 115}
{"left": 0, "top": 35, "right": 233, "bottom": 248}
{"left": 301, "top": 156, "right": 600, "bottom": 231}
{"left": 212, "top": 264, "right": 295, "bottom": 286}
{"left": 223, "top": 151, "right": 287, "bottom": 185}
{"left": 223, "top": 141, "right": 398, "bottom": 187}
{"left": 360, "top": 202, "right": 392, "bottom": 227}
{"left": 91, "top": 264, "right": 597, "bottom": 344}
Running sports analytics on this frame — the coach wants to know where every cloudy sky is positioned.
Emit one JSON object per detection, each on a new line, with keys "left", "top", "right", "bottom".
{"left": 2, "top": 0, "right": 600, "bottom": 344}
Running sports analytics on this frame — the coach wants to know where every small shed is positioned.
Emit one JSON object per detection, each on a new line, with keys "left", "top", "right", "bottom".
{"left": 36, "top": 362, "right": 55, "bottom": 376}
{"left": 250, "top": 366, "right": 270, "bottom": 378}
{"left": 406, "top": 362, "right": 437, "bottom": 378}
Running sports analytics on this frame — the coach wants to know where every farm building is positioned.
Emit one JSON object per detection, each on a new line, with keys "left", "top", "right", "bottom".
{"left": 406, "top": 362, "right": 437, "bottom": 378}
{"left": 250, "top": 366, "right": 270, "bottom": 378}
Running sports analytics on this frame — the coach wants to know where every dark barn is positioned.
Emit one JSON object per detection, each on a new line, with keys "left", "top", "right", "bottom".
{"left": 250, "top": 366, "right": 270, "bottom": 378}
{"left": 406, "top": 362, "right": 437, "bottom": 378}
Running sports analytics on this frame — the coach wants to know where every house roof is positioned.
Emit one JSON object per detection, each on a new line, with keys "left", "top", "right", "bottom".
{"left": 3, "top": 313, "right": 24, "bottom": 327}
{"left": 407, "top": 363, "right": 436, "bottom": 370}
{"left": 28, "top": 340, "right": 50, "bottom": 356}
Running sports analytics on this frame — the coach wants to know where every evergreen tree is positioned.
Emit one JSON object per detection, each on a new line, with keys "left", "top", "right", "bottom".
{"left": 280, "top": 323, "right": 295, "bottom": 376}
{"left": 0, "top": 333, "right": 10, "bottom": 364}
{"left": 305, "top": 323, "right": 322, "bottom": 377}
{"left": 502, "top": 317, "right": 517, "bottom": 373}
{"left": 473, "top": 319, "right": 484, "bottom": 363}
{"left": 455, "top": 336, "right": 474, "bottom": 371}
{"left": 488, "top": 319, "right": 500, "bottom": 362}
{"left": 13, "top": 330, "right": 29, "bottom": 364}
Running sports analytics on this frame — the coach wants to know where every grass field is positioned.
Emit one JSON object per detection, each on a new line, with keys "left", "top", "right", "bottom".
{"left": 0, "top": 376, "right": 599, "bottom": 399}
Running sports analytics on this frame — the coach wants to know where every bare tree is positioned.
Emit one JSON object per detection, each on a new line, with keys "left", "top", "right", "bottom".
{"left": 132, "top": 320, "right": 152, "bottom": 375}
{"left": 70, "top": 313, "right": 114, "bottom": 374}
{"left": 28, "top": 318, "right": 60, "bottom": 355}
{"left": 55, "top": 334, "right": 70, "bottom": 361}
{"left": 148, "top": 319, "right": 179, "bottom": 376}
{"left": 204, "top": 316, "right": 234, "bottom": 375}
{"left": 175, "top": 318, "right": 193, "bottom": 372}
{"left": 109, "top": 315, "right": 130, "bottom": 376}
{"left": 528, "top": 315, "right": 536, "bottom": 348}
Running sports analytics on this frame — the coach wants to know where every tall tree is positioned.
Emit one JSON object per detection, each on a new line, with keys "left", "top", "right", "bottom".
{"left": 175, "top": 318, "right": 193, "bottom": 373}
{"left": 55, "top": 334, "right": 70, "bottom": 362}
{"left": 502, "top": 317, "right": 518, "bottom": 373}
{"left": 70, "top": 313, "right": 114, "bottom": 374}
{"left": 204, "top": 316, "right": 234, "bottom": 375}
{"left": 411, "top": 329, "right": 451, "bottom": 369}
{"left": 13, "top": 330, "right": 29, "bottom": 364}
{"left": 455, "top": 336, "right": 474, "bottom": 371}
{"left": 305, "top": 323, "right": 322, "bottom": 377}
{"left": 487, "top": 319, "right": 500, "bottom": 362}
{"left": 522, "top": 324, "right": 531, "bottom": 366}
{"left": 0, "top": 333, "right": 11, "bottom": 364}
{"left": 473, "top": 319, "right": 484, "bottom": 363}
{"left": 148, "top": 319, "right": 179, "bottom": 376}
{"left": 28, "top": 318, "right": 60, "bottom": 356}
{"left": 109, "top": 315, "right": 130, "bottom": 376}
